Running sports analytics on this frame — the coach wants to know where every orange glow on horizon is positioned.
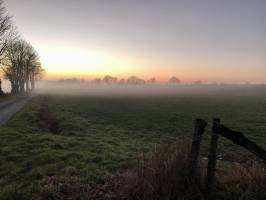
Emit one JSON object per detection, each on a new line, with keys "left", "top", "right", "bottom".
{"left": 43, "top": 72, "right": 264, "bottom": 84}
{"left": 34, "top": 43, "right": 266, "bottom": 84}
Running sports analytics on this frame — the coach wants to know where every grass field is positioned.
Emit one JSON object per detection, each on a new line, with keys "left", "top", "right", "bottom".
{"left": 0, "top": 86, "right": 266, "bottom": 199}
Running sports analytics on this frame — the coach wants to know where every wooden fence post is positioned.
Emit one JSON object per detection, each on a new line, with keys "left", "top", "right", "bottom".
{"left": 190, "top": 119, "right": 207, "bottom": 177}
{"left": 206, "top": 118, "right": 220, "bottom": 199}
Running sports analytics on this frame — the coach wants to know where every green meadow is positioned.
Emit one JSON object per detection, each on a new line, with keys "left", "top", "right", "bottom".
{"left": 0, "top": 86, "right": 266, "bottom": 199}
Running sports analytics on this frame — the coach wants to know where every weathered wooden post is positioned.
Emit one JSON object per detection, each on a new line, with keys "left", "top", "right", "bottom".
{"left": 206, "top": 118, "right": 220, "bottom": 199}
{"left": 190, "top": 118, "right": 207, "bottom": 176}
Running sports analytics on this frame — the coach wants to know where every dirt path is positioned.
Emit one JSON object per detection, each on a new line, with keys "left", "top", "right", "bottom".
{"left": 0, "top": 95, "right": 32, "bottom": 125}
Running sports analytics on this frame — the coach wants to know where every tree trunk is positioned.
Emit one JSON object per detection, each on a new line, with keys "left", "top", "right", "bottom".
{"left": 0, "top": 79, "right": 4, "bottom": 96}
{"left": 30, "top": 77, "right": 35, "bottom": 91}
{"left": 26, "top": 78, "right": 30, "bottom": 93}
{"left": 19, "top": 80, "right": 25, "bottom": 93}
{"left": 11, "top": 82, "right": 19, "bottom": 94}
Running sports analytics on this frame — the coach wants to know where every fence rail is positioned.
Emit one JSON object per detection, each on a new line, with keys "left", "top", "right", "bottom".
{"left": 214, "top": 123, "right": 266, "bottom": 160}
{"left": 190, "top": 118, "right": 266, "bottom": 199}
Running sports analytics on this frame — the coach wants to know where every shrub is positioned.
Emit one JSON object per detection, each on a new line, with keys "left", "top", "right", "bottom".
{"left": 36, "top": 175, "right": 91, "bottom": 200}
{"left": 90, "top": 137, "right": 205, "bottom": 200}
{"left": 34, "top": 137, "right": 266, "bottom": 200}
{"left": 217, "top": 162, "right": 266, "bottom": 200}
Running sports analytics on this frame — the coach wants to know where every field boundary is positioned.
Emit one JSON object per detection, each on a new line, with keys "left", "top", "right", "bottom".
{"left": 0, "top": 95, "right": 33, "bottom": 124}
{"left": 189, "top": 118, "right": 266, "bottom": 198}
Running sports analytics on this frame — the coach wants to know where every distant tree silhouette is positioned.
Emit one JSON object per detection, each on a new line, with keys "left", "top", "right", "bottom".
{"left": 102, "top": 75, "right": 117, "bottom": 84}
{"left": 168, "top": 76, "right": 181, "bottom": 84}
{"left": 118, "top": 78, "right": 126, "bottom": 85}
{"left": 24, "top": 44, "right": 44, "bottom": 92}
{"left": 94, "top": 78, "right": 101, "bottom": 84}
{"left": 147, "top": 77, "right": 156, "bottom": 84}
{"left": 193, "top": 80, "right": 202, "bottom": 85}
{"left": 127, "top": 76, "right": 137, "bottom": 84}
{"left": 30, "top": 61, "right": 45, "bottom": 91}
{"left": 59, "top": 78, "right": 84, "bottom": 84}
{"left": 127, "top": 76, "right": 146, "bottom": 85}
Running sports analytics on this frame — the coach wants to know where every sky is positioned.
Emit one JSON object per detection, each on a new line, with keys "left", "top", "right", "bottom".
{"left": 4, "top": 0, "right": 266, "bottom": 83}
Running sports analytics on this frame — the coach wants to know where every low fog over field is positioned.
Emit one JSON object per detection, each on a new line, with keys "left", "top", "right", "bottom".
{"left": 33, "top": 80, "right": 266, "bottom": 99}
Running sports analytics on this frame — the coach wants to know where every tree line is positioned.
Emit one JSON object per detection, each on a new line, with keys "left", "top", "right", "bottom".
{"left": 60, "top": 75, "right": 181, "bottom": 85}
{"left": 0, "top": 0, "right": 45, "bottom": 95}
{"left": 97, "top": 75, "right": 181, "bottom": 85}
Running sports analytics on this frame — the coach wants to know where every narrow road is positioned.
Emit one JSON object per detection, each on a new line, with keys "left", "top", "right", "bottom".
{"left": 0, "top": 95, "right": 32, "bottom": 125}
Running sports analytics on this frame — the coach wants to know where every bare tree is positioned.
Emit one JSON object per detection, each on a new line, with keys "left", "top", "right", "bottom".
{"left": 193, "top": 80, "right": 202, "bottom": 85}
{"left": 127, "top": 76, "right": 146, "bottom": 85}
{"left": 23, "top": 43, "right": 42, "bottom": 92}
{"left": 1, "top": 39, "right": 44, "bottom": 94}
{"left": 29, "top": 61, "right": 45, "bottom": 91}
{"left": 168, "top": 76, "right": 181, "bottom": 84}
{"left": 0, "top": 0, "right": 11, "bottom": 58}
{"left": 147, "top": 77, "right": 156, "bottom": 84}
{"left": 102, "top": 75, "right": 117, "bottom": 84}
{"left": 0, "top": 0, "right": 12, "bottom": 95}
{"left": 2, "top": 39, "right": 26, "bottom": 93}
{"left": 118, "top": 78, "right": 126, "bottom": 85}
{"left": 94, "top": 78, "right": 101, "bottom": 84}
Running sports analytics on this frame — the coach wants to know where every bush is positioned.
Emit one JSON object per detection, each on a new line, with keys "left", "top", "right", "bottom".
{"left": 36, "top": 175, "right": 91, "bottom": 200}
{"left": 217, "top": 162, "right": 266, "bottom": 200}
{"left": 34, "top": 137, "right": 266, "bottom": 200}
{"left": 89, "top": 137, "right": 205, "bottom": 200}
{"left": 88, "top": 137, "right": 266, "bottom": 200}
